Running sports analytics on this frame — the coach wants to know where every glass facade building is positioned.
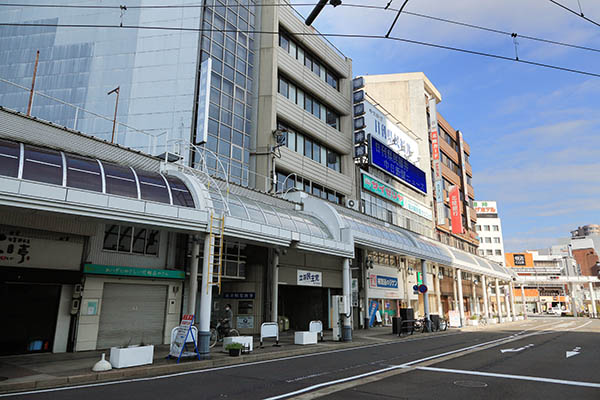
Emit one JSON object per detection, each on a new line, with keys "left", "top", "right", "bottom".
{"left": 0, "top": 1, "right": 258, "bottom": 168}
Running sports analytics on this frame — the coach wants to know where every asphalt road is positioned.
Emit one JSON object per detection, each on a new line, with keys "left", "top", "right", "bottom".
{"left": 322, "top": 317, "right": 600, "bottom": 400}
{"left": 2, "top": 318, "right": 597, "bottom": 400}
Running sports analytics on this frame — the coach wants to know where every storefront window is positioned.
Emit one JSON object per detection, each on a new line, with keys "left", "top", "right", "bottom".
{"left": 103, "top": 225, "right": 160, "bottom": 256}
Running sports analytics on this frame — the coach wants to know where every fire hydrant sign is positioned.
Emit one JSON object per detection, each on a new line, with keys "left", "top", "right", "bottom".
{"left": 168, "top": 314, "right": 200, "bottom": 363}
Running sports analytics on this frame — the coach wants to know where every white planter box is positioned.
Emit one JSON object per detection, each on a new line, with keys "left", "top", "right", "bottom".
{"left": 488, "top": 319, "right": 498, "bottom": 324}
{"left": 110, "top": 345, "right": 154, "bottom": 369}
{"left": 468, "top": 320, "right": 479, "bottom": 326}
{"left": 294, "top": 331, "right": 318, "bottom": 345}
{"left": 223, "top": 336, "right": 253, "bottom": 353}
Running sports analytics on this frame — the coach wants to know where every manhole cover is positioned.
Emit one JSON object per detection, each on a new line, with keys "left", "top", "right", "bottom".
{"left": 453, "top": 380, "right": 488, "bottom": 388}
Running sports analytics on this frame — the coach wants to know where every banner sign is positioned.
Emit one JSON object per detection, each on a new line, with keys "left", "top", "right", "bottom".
{"left": 361, "top": 173, "right": 433, "bottom": 220}
{"left": 351, "top": 278, "right": 359, "bottom": 307}
{"left": 369, "top": 274, "right": 399, "bottom": 289}
{"left": 84, "top": 264, "right": 185, "bottom": 279}
{"left": 169, "top": 314, "right": 200, "bottom": 363}
{"left": 195, "top": 57, "right": 212, "bottom": 144}
{"left": 428, "top": 98, "right": 445, "bottom": 225}
{"left": 449, "top": 186, "right": 463, "bottom": 234}
{"left": 369, "top": 135, "right": 427, "bottom": 194}
{"left": 236, "top": 315, "right": 254, "bottom": 329}
{"left": 368, "top": 300, "right": 379, "bottom": 327}
{"left": 362, "top": 174, "right": 404, "bottom": 206}
{"left": 362, "top": 100, "right": 419, "bottom": 163}
{"left": 473, "top": 201, "right": 497, "bottom": 214}
{"left": 297, "top": 269, "right": 322, "bottom": 287}
{"left": 224, "top": 292, "right": 256, "bottom": 299}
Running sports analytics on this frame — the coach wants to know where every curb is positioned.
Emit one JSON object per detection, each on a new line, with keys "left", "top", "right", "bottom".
{"left": 0, "top": 339, "right": 380, "bottom": 394}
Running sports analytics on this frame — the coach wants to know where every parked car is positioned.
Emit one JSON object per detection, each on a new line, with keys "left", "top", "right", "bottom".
{"left": 547, "top": 306, "right": 562, "bottom": 315}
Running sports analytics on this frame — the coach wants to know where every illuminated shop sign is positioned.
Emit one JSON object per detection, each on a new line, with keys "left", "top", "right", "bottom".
{"left": 370, "top": 274, "right": 399, "bottom": 289}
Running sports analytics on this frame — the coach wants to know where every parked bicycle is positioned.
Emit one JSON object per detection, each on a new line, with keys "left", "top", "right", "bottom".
{"left": 209, "top": 319, "right": 240, "bottom": 348}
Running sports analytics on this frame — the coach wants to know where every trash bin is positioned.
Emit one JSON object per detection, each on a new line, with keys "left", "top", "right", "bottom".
{"left": 392, "top": 317, "right": 401, "bottom": 334}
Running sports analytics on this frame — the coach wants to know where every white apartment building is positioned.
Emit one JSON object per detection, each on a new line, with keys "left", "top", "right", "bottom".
{"left": 474, "top": 201, "right": 506, "bottom": 266}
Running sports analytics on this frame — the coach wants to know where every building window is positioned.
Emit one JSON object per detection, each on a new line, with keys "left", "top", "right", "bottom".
{"left": 277, "top": 75, "right": 340, "bottom": 131}
{"left": 478, "top": 249, "right": 484, "bottom": 256}
{"left": 466, "top": 174, "right": 472, "bottom": 186}
{"left": 276, "top": 170, "right": 343, "bottom": 204}
{"left": 485, "top": 237, "right": 491, "bottom": 243}
{"left": 103, "top": 225, "right": 159, "bottom": 256}
{"left": 278, "top": 121, "right": 341, "bottom": 172}
{"left": 493, "top": 237, "right": 501, "bottom": 243}
{"left": 492, "top": 225, "right": 499, "bottom": 231}
{"left": 486, "top": 249, "right": 493, "bottom": 255}
{"left": 483, "top": 225, "right": 490, "bottom": 231}
{"left": 495, "top": 250, "right": 502, "bottom": 255}
{"left": 279, "top": 28, "right": 340, "bottom": 91}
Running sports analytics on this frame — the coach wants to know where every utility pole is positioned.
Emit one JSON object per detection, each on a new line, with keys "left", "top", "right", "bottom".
{"left": 108, "top": 86, "right": 120, "bottom": 143}
{"left": 27, "top": 50, "right": 40, "bottom": 116}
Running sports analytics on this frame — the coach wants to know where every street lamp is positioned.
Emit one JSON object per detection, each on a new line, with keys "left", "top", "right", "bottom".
{"left": 107, "top": 86, "right": 120, "bottom": 144}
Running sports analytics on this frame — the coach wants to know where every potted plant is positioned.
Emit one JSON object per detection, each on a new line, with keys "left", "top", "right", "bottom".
{"left": 469, "top": 315, "right": 479, "bottom": 326}
{"left": 226, "top": 342, "right": 243, "bottom": 357}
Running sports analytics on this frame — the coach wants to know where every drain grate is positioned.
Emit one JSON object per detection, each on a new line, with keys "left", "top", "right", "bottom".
{"left": 453, "top": 380, "right": 488, "bottom": 388}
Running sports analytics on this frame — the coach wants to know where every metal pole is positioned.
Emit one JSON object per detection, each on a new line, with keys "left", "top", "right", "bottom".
{"left": 482, "top": 275, "right": 490, "bottom": 319}
{"left": 108, "top": 86, "right": 120, "bottom": 143}
{"left": 456, "top": 268, "right": 465, "bottom": 326}
{"left": 510, "top": 283, "right": 517, "bottom": 320}
{"left": 452, "top": 269, "right": 458, "bottom": 311}
{"left": 342, "top": 258, "right": 352, "bottom": 341}
{"left": 521, "top": 284, "right": 527, "bottom": 319}
{"left": 198, "top": 234, "right": 213, "bottom": 359}
{"left": 589, "top": 281, "right": 597, "bottom": 318}
{"left": 73, "top": 107, "right": 79, "bottom": 131}
{"left": 504, "top": 284, "right": 511, "bottom": 320}
{"left": 187, "top": 236, "right": 200, "bottom": 315}
{"left": 27, "top": 50, "right": 40, "bottom": 116}
{"left": 271, "top": 249, "right": 280, "bottom": 323}
{"left": 421, "top": 260, "right": 431, "bottom": 331}
{"left": 495, "top": 278, "right": 501, "bottom": 322}
{"left": 435, "top": 268, "right": 442, "bottom": 315}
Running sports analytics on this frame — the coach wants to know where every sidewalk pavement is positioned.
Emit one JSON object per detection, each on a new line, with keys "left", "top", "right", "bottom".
{"left": 0, "top": 322, "right": 514, "bottom": 394}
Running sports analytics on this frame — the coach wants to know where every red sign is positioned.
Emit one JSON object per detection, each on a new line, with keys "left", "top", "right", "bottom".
{"left": 449, "top": 186, "right": 463, "bottom": 234}
{"left": 181, "top": 314, "right": 194, "bottom": 327}
{"left": 430, "top": 129, "right": 441, "bottom": 180}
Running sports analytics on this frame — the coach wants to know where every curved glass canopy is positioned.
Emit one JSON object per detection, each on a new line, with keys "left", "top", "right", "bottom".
{"left": 0, "top": 137, "right": 194, "bottom": 208}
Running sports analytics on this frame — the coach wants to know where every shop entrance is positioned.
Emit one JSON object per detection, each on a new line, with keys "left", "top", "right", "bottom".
{"left": 0, "top": 282, "right": 61, "bottom": 355}
{"left": 279, "top": 285, "right": 336, "bottom": 331}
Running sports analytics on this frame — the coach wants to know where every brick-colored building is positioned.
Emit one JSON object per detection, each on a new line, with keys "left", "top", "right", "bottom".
{"left": 572, "top": 247, "right": 599, "bottom": 281}
{"left": 432, "top": 114, "right": 478, "bottom": 254}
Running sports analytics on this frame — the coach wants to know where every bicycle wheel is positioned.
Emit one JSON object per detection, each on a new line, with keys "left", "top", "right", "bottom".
{"left": 228, "top": 328, "right": 240, "bottom": 337}
{"left": 209, "top": 328, "right": 218, "bottom": 348}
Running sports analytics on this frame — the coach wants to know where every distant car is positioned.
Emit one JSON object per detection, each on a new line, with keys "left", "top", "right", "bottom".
{"left": 547, "top": 307, "right": 562, "bottom": 315}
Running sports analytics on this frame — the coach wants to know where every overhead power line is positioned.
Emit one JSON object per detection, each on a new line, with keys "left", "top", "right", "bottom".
{"left": 547, "top": 0, "right": 600, "bottom": 28}
{"left": 1, "top": 1, "right": 598, "bottom": 54}
{"left": 0, "top": 21, "right": 598, "bottom": 78}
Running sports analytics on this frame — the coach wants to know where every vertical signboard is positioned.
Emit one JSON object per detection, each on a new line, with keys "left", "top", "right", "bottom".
{"left": 449, "top": 186, "right": 463, "bottom": 234}
{"left": 428, "top": 98, "right": 445, "bottom": 225}
{"left": 195, "top": 58, "right": 212, "bottom": 144}
{"left": 457, "top": 130, "right": 471, "bottom": 230}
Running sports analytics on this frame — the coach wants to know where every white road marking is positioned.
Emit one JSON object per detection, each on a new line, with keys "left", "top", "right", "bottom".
{"left": 500, "top": 344, "right": 534, "bottom": 353}
{"left": 567, "top": 321, "right": 592, "bottom": 331}
{"left": 566, "top": 346, "right": 582, "bottom": 358}
{"left": 0, "top": 331, "right": 463, "bottom": 398}
{"left": 416, "top": 366, "right": 600, "bottom": 388}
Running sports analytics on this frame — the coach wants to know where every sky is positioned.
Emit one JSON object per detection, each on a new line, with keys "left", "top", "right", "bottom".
{"left": 290, "top": 0, "right": 600, "bottom": 252}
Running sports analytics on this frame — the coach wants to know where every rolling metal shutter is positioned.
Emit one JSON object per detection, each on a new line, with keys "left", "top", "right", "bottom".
{"left": 96, "top": 283, "right": 167, "bottom": 349}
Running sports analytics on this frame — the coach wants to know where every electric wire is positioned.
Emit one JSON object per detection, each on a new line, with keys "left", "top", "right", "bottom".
{"left": 547, "top": 0, "right": 600, "bottom": 28}
{"left": 1, "top": 1, "right": 598, "bottom": 53}
{"left": 0, "top": 21, "right": 598, "bottom": 78}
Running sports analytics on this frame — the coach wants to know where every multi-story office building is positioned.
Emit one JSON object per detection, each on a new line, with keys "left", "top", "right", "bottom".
{"left": 474, "top": 200, "right": 506, "bottom": 265}
{"left": 433, "top": 114, "right": 478, "bottom": 254}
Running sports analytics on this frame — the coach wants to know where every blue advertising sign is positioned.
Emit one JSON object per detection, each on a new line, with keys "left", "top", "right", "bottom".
{"left": 370, "top": 274, "right": 399, "bottom": 289}
{"left": 369, "top": 135, "right": 427, "bottom": 193}
{"left": 368, "top": 300, "right": 379, "bottom": 328}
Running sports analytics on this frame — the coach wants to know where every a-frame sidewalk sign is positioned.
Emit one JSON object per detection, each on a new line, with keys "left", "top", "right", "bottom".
{"left": 167, "top": 314, "right": 201, "bottom": 363}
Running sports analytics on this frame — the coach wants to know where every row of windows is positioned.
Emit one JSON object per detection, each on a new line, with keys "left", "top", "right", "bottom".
{"left": 479, "top": 249, "right": 503, "bottom": 256}
{"left": 476, "top": 225, "right": 500, "bottom": 232}
{"left": 439, "top": 127, "right": 460, "bottom": 153}
{"left": 278, "top": 28, "right": 340, "bottom": 91}
{"left": 361, "top": 191, "right": 431, "bottom": 237}
{"left": 481, "top": 236, "right": 502, "bottom": 244}
{"left": 440, "top": 151, "right": 461, "bottom": 176}
{"left": 103, "top": 225, "right": 160, "bottom": 256}
{"left": 0, "top": 139, "right": 195, "bottom": 207}
{"left": 276, "top": 170, "right": 343, "bottom": 204}
{"left": 278, "top": 75, "right": 341, "bottom": 131}
{"left": 277, "top": 121, "right": 341, "bottom": 173}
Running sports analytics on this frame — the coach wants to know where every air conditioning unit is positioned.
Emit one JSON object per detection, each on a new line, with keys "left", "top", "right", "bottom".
{"left": 345, "top": 198, "right": 359, "bottom": 211}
